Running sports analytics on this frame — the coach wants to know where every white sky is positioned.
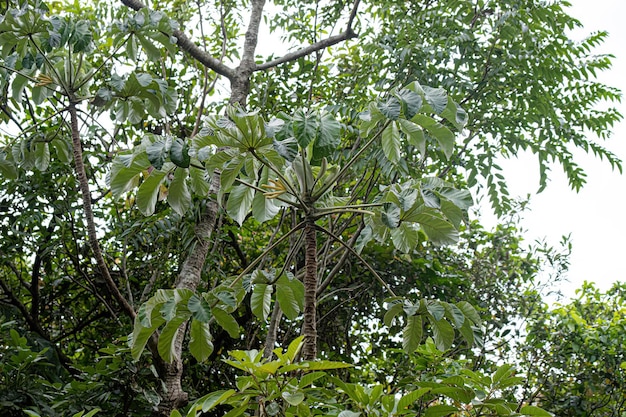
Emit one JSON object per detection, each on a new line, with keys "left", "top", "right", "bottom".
{"left": 480, "top": 0, "right": 626, "bottom": 299}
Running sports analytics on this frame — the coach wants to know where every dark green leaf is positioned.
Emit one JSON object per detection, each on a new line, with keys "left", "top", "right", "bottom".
{"left": 188, "top": 294, "right": 212, "bottom": 323}
{"left": 189, "top": 320, "right": 213, "bottom": 363}
{"left": 167, "top": 168, "right": 191, "bottom": 216}
{"left": 212, "top": 307, "right": 240, "bottom": 338}
{"left": 381, "top": 121, "right": 401, "bottom": 163}
{"left": 381, "top": 202, "right": 401, "bottom": 228}
{"left": 251, "top": 283, "right": 272, "bottom": 321}
{"left": 170, "top": 138, "right": 190, "bottom": 168}
{"left": 377, "top": 96, "right": 401, "bottom": 120}
{"left": 402, "top": 315, "right": 422, "bottom": 353}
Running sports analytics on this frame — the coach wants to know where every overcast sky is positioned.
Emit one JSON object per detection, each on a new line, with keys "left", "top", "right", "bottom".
{"left": 480, "top": 0, "right": 626, "bottom": 299}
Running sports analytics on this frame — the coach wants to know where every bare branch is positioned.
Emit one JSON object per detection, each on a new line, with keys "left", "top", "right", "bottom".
{"left": 255, "top": 30, "right": 357, "bottom": 71}
{"left": 255, "top": 0, "right": 360, "bottom": 72}
{"left": 119, "top": 0, "right": 235, "bottom": 79}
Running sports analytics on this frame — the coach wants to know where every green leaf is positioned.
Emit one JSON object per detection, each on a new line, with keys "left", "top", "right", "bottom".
{"left": 402, "top": 315, "right": 423, "bottom": 354}
{"left": 285, "top": 335, "right": 304, "bottom": 361}
{"left": 440, "top": 96, "right": 468, "bottom": 130}
{"left": 338, "top": 410, "right": 361, "bottom": 417}
{"left": 189, "top": 320, "right": 213, "bottom": 363}
{"left": 444, "top": 303, "right": 465, "bottom": 328}
{"left": 383, "top": 302, "right": 404, "bottom": 327}
{"left": 424, "top": 404, "right": 458, "bottom": 417}
{"left": 189, "top": 165, "right": 210, "bottom": 196}
{"left": 130, "top": 314, "right": 165, "bottom": 361}
{"left": 381, "top": 202, "right": 401, "bottom": 228}
{"left": 136, "top": 170, "right": 166, "bottom": 216}
{"left": 187, "top": 389, "right": 235, "bottom": 416}
{"left": 300, "top": 360, "right": 352, "bottom": 370}
{"left": 158, "top": 313, "right": 190, "bottom": 362}
{"left": 276, "top": 275, "right": 301, "bottom": 320}
{"left": 212, "top": 307, "right": 240, "bottom": 338}
{"left": 413, "top": 211, "right": 458, "bottom": 246}
{"left": 299, "top": 371, "right": 326, "bottom": 388}
{"left": 311, "top": 111, "right": 341, "bottom": 164}
{"left": 427, "top": 302, "right": 446, "bottom": 321}
{"left": 520, "top": 406, "right": 553, "bottom": 416}
{"left": 397, "top": 388, "right": 431, "bottom": 410}
{"left": 493, "top": 364, "right": 515, "bottom": 385}
{"left": 167, "top": 168, "right": 191, "bottom": 216}
{"left": 136, "top": 33, "right": 162, "bottom": 61}
{"left": 33, "top": 142, "right": 50, "bottom": 171}
{"left": 0, "top": 153, "right": 18, "bottom": 179}
{"left": 431, "top": 317, "right": 455, "bottom": 351}
{"left": 396, "top": 88, "right": 423, "bottom": 119}
{"left": 412, "top": 114, "right": 455, "bottom": 159}
{"left": 226, "top": 184, "right": 254, "bottom": 225}
{"left": 188, "top": 294, "right": 212, "bottom": 323}
{"left": 456, "top": 301, "right": 482, "bottom": 325}
{"left": 170, "top": 138, "right": 190, "bottom": 168}
{"left": 110, "top": 153, "right": 151, "bottom": 198}
{"left": 398, "top": 119, "right": 426, "bottom": 155}
{"left": 282, "top": 391, "right": 305, "bottom": 406}
{"left": 421, "top": 86, "right": 449, "bottom": 114}
{"left": 252, "top": 192, "right": 281, "bottom": 223}
{"left": 377, "top": 96, "right": 401, "bottom": 120}
{"left": 273, "top": 137, "right": 299, "bottom": 162}
{"left": 381, "top": 121, "right": 401, "bottom": 163}
{"left": 390, "top": 222, "right": 420, "bottom": 253}
{"left": 146, "top": 138, "right": 167, "bottom": 170}
{"left": 292, "top": 109, "right": 318, "bottom": 148}
{"left": 251, "top": 283, "right": 273, "bottom": 321}
{"left": 458, "top": 317, "right": 475, "bottom": 346}
{"left": 220, "top": 155, "right": 245, "bottom": 191}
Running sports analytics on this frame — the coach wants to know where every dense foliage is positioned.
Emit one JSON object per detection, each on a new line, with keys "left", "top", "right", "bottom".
{"left": 0, "top": 0, "right": 622, "bottom": 416}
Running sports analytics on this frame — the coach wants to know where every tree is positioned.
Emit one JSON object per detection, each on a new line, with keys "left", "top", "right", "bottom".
{"left": 520, "top": 281, "right": 626, "bottom": 416}
{"left": 0, "top": 0, "right": 621, "bottom": 416}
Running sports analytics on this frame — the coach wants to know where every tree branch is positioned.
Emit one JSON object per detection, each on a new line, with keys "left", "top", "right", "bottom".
{"left": 255, "top": 0, "right": 360, "bottom": 72}
{"left": 119, "top": 0, "right": 235, "bottom": 79}
{"left": 255, "top": 30, "right": 358, "bottom": 72}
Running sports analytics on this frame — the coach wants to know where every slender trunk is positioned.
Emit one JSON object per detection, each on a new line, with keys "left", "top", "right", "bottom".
{"left": 152, "top": 171, "right": 221, "bottom": 417}
{"left": 263, "top": 304, "right": 283, "bottom": 359}
{"left": 301, "top": 221, "right": 318, "bottom": 360}
{"left": 68, "top": 103, "right": 136, "bottom": 319}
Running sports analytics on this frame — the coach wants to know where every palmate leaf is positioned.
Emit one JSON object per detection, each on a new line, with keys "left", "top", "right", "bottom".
{"left": 292, "top": 109, "right": 318, "bottom": 148}
{"left": 311, "top": 111, "right": 341, "bottom": 164}
{"left": 412, "top": 114, "right": 455, "bottom": 159}
{"left": 276, "top": 274, "right": 303, "bottom": 320}
{"left": 402, "top": 315, "right": 423, "bottom": 354}
{"left": 170, "top": 138, "right": 190, "bottom": 168}
{"left": 188, "top": 294, "right": 211, "bottom": 323}
{"left": 226, "top": 183, "right": 254, "bottom": 225}
{"left": 390, "top": 223, "right": 420, "bottom": 253}
{"left": 158, "top": 313, "right": 190, "bottom": 362}
{"left": 189, "top": 320, "right": 213, "bottom": 363}
{"left": 211, "top": 307, "right": 240, "bottom": 338}
{"left": 227, "top": 106, "right": 268, "bottom": 150}
{"left": 412, "top": 210, "right": 458, "bottom": 246}
{"left": 430, "top": 317, "right": 455, "bottom": 351}
{"left": 251, "top": 283, "right": 273, "bottom": 321}
{"left": 136, "top": 170, "right": 166, "bottom": 216}
{"left": 381, "top": 121, "right": 401, "bottom": 163}
{"left": 167, "top": 168, "right": 191, "bottom": 216}
{"left": 110, "top": 152, "right": 151, "bottom": 198}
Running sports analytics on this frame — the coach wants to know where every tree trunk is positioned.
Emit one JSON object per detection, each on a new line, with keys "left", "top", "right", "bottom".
{"left": 301, "top": 221, "right": 318, "bottom": 360}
